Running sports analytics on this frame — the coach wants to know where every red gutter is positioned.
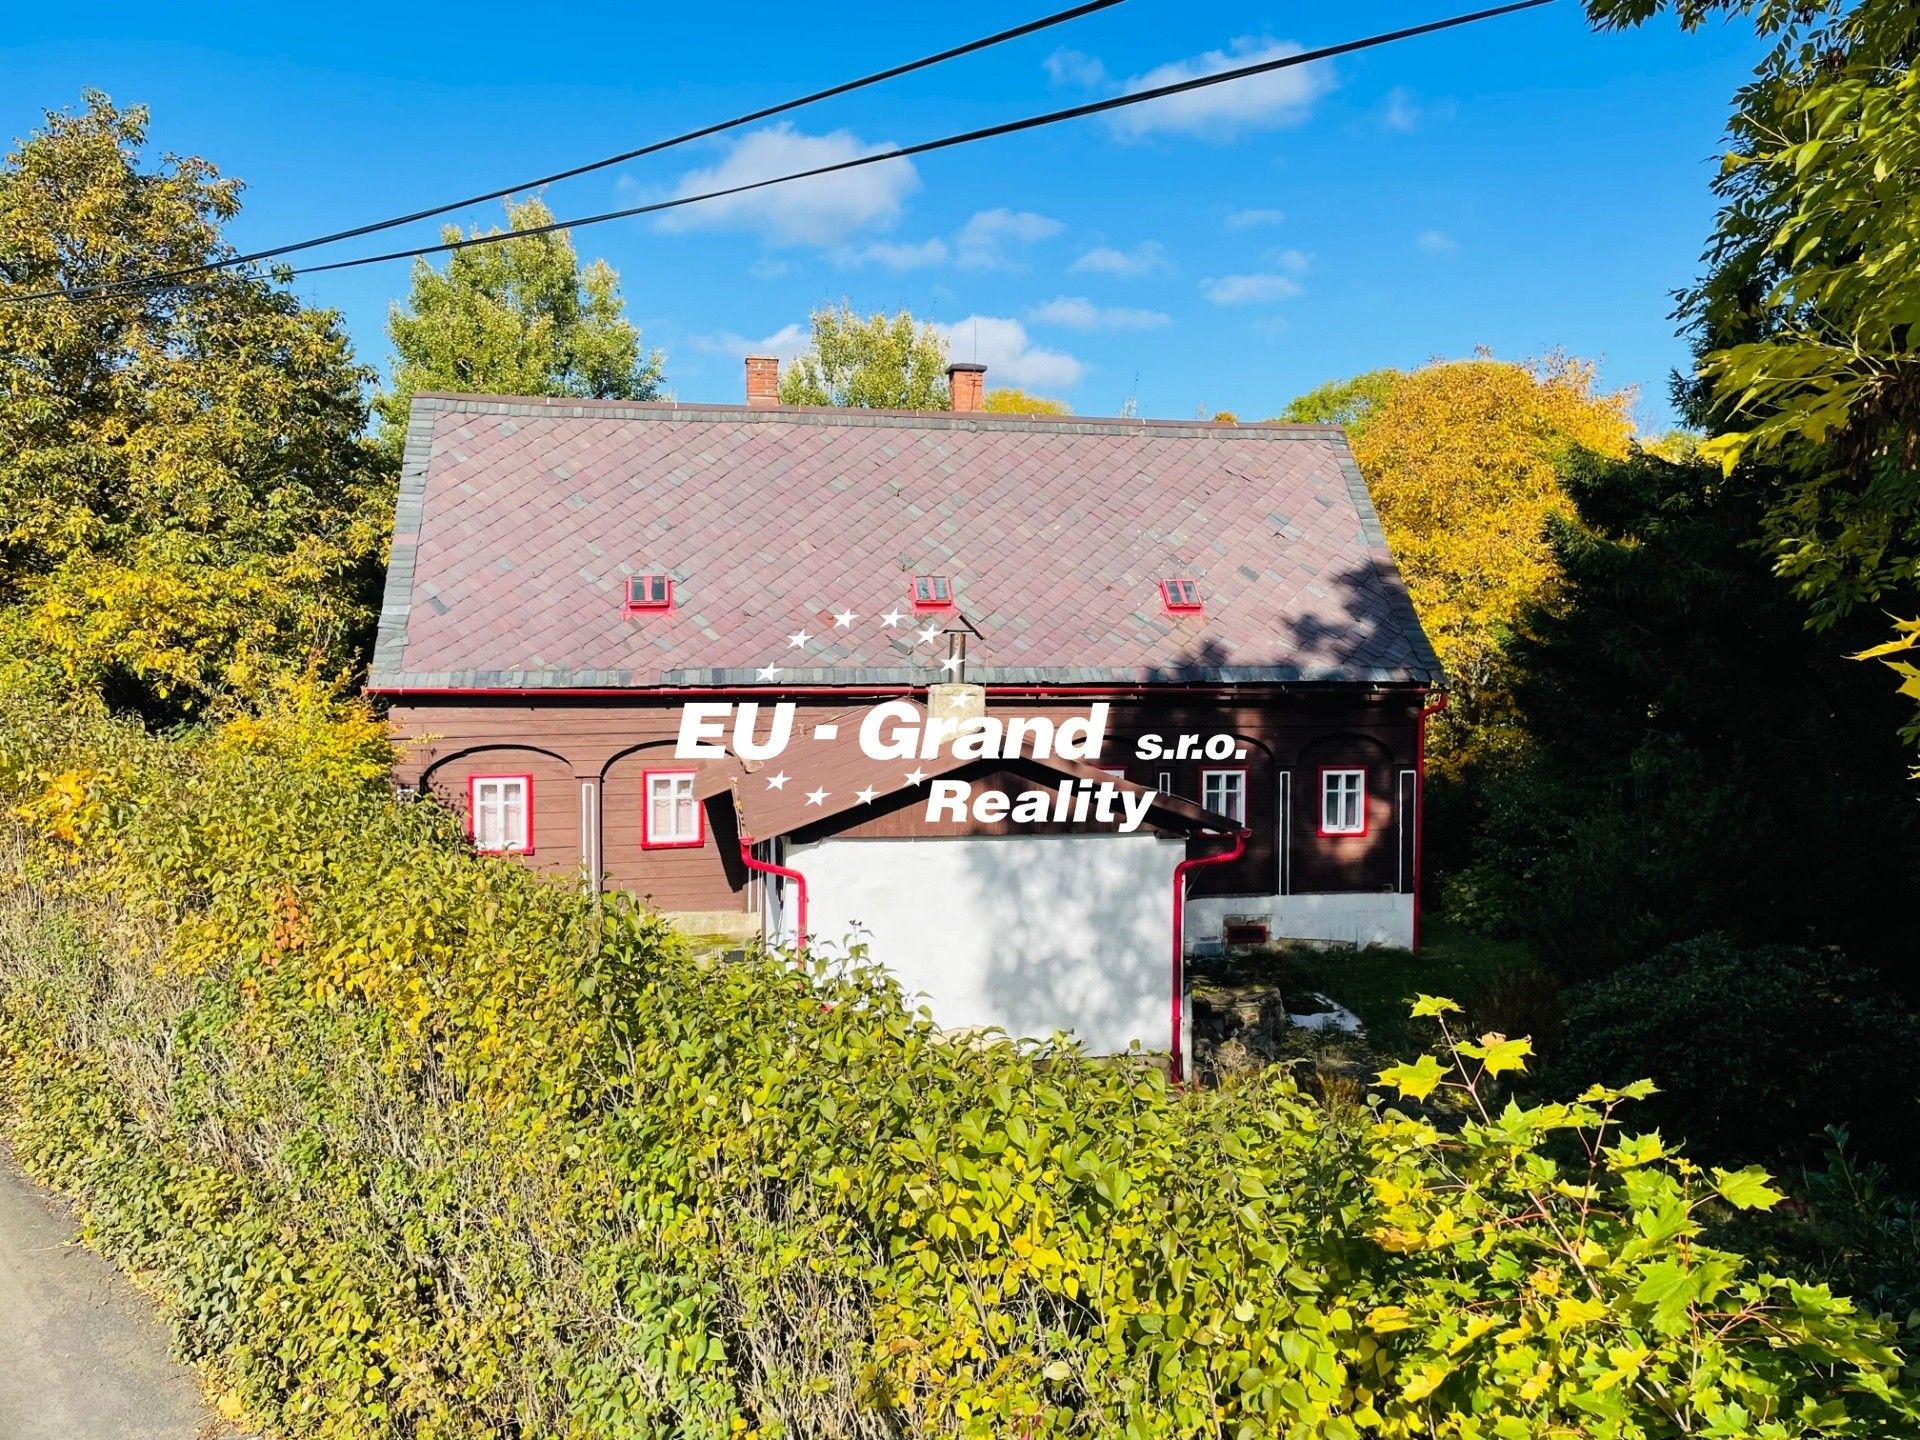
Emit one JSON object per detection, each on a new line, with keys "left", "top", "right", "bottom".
{"left": 1412, "top": 690, "right": 1449, "bottom": 953}
{"left": 738, "top": 834, "right": 808, "bottom": 958}
{"left": 1170, "top": 828, "right": 1250, "bottom": 1085}
{"left": 367, "top": 681, "right": 1418, "bottom": 701}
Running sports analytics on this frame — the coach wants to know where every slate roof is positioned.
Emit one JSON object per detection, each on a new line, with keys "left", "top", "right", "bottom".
{"left": 368, "top": 393, "right": 1442, "bottom": 692}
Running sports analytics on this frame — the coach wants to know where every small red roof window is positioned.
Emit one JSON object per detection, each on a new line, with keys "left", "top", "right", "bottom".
{"left": 627, "top": 574, "right": 673, "bottom": 611}
{"left": 910, "top": 574, "right": 953, "bottom": 610}
{"left": 1161, "top": 578, "right": 1202, "bottom": 612}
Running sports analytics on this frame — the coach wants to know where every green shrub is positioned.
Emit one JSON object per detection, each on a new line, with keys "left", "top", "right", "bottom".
{"left": 1723, "top": 1129, "right": 1920, "bottom": 1346}
{"left": 1555, "top": 934, "right": 1920, "bottom": 1176}
{"left": 1, "top": 692, "right": 1913, "bottom": 1437}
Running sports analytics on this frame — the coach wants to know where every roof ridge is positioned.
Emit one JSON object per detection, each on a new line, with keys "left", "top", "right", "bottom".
{"left": 406, "top": 390, "right": 1350, "bottom": 440}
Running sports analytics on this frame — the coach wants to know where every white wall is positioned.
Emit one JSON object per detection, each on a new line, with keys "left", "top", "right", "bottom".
{"left": 1187, "top": 892, "right": 1414, "bottom": 950}
{"left": 790, "top": 833, "right": 1185, "bottom": 1057}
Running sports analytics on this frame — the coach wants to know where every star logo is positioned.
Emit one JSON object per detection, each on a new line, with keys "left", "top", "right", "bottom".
{"left": 786, "top": 630, "right": 812, "bottom": 650}
{"left": 904, "top": 767, "right": 927, "bottom": 786}
{"left": 853, "top": 785, "right": 878, "bottom": 805}
{"left": 804, "top": 786, "right": 829, "bottom": 806}
{"left": 765, "top": 771, "right": 790, "bottom": 790}
{"left": 756, "top": 664, "right": 783, "bottom": 682}
{"left": 833, "top": 608, "right": 857, "bottom": 629}
{"left": 943, "top": 688, "right": 972, "bottom": 709}
{"left": 940, "top": 653, "right": 964, "bottom": 674}
{"left": 915, "top": 623, "right": 941, "bottom": 645}
{"left": 879, "top": 607, "right": 905, "bottom": 628}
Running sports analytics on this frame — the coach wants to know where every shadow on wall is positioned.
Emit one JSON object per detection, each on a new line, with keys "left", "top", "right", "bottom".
{"left": 962, "top": 833, "right": 1177, "bottom": 1057}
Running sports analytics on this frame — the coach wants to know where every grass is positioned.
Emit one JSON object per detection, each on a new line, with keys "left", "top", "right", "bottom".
{"left": 1193, "top": 921, "right": 1545, "bottom": 1060}
{"left": 1277, "top": 922, "right": 1538, "bottom": 1053}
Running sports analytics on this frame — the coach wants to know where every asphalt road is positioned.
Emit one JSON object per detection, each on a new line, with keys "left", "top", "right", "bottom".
{"left": 0, "top": 1153, "right": 233, "bottom": 1440}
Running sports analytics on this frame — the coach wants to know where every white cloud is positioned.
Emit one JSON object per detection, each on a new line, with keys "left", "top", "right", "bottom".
{"left": 748, "top": 256, "right": 791, "bottom": 280}
{"left": 687, "top": 323, "right": 810, "bottom": 364}
{"left": 1068, "top": 241, "right": 1170, "bottom": 277}
{"left": 932, "top": 316, "right": 1085, "bottom": 390}
{"left": 842, "top": 237, "right": 951, "bottom": 270}
{"left": 832, "top": 208, "right": 1061, "bottom": 272}
{"left": 1225, "top": 207, "right": 1287, "bottom": 230}
{"left": 1382, "top": 87, "right": 1421, "bottom": 133}
{"left": 1416, "top": 229, "right": 1459, "bottom": 255}
{"left": 954, "top": 208, "right": 1064, "bottom": 269}
{"left": 1380, "top": 87, "right": 1456, "bottom": 133}
{"left": 1045, "top": 47, "right": 1108, "bottom": 88}
{"left": 1202, "top": 272, "right": 1303, "bottom": 305}
{"left": 657, "top": 124, "right": 918, "bottom": 247}
{"left": 1030, "top": 296, "right": 1171, "bottom": 332}
{"left": 1263, "top": 247, "right": 1311, "bottom": 273}
{"left": 1105, "top": 37, "right": 1332, "bottom": 141}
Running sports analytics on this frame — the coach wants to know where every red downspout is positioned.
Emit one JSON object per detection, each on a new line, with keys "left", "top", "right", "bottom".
{"left": 1412, "top": 691, "right": 1449, "bottom": 954}
{"left": 739, "top": 834, "right": 808, "bottom": 957}
{"left": 1170, "top": 827, "right": 1250, "bottom": 1084}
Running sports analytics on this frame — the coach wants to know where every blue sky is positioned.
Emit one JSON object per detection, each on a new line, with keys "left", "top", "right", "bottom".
{"left": 6, "top": 1, "right": 1763, "bottom": 428}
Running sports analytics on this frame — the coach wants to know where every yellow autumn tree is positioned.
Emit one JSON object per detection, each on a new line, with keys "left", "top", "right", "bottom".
{"left": 981, "top": 387, "right": 1070, "bottom": 416}
{"left": 1349, "top": 353, "right": 1634, "bottom": 772}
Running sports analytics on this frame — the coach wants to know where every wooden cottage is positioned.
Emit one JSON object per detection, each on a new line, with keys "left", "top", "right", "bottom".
{"left": 370, "top": 361, "right": 1444, "bottom": 1069}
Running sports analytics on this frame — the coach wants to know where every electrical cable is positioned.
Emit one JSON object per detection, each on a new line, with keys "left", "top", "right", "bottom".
{"left": 1, "top": 0, "right": 1123, "bottom": 302}
{"left": 11, "top": 0, "right": 1553, "bottom": 302}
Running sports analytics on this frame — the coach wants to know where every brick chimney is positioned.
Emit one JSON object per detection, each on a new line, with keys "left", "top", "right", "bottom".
{"left": 947, "top": 362, "right": 986, "bottom": 414}
{"left": 745, "top": 355, "right": 780, "bottom": 408}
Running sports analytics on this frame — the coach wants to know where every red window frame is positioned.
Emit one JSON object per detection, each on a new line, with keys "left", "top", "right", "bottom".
{"left": 1317, "top": 765, "right": 1369, "bottom": 838}
{"left": 1160, "top": 578, "right": 1203, "bottom": 613}
{"left": 910, "top": 574, "right": 954, "bottom": 610}
{"left": 640, "top": 767, "right": 704, "bottom": 849}
{"left": 1199, "top": 765, "right": 1249, "bottom": 825}
{"left": 626, "top": 574, "right": 674, "bottom": 611}
{"left": 468, "top": 772, "right": 534, "bottom": 855}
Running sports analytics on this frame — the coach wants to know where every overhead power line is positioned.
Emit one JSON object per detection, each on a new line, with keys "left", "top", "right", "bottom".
{"left": 292, "top": 0, "right": 1551, "bottom": 281}
{"left": 12, "top": 0, "right": 1553, "bottom": 303}
{"left": 3, "top": 0, "right": 1123, "bottom": 304}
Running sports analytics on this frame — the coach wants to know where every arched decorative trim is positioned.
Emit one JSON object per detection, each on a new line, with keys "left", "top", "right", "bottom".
{"left": 421, "top": 742, "right": 571, "bottom": 791}
{"left": 601, "top": 736, "right": 719, "bottom": 782}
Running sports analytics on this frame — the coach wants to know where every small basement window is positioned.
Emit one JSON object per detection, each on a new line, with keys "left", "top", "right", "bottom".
{"left": 1320, "top": 767, "right": 1367, "bottom": 837}
{"left": 627, "top": 574, "right": 674, "bottom": 610}
{"left": 642, "top": 769, "right": 703, "bottom": 849}
{"left": 470, "top": 774, "right": 532, "bottom": 854}
{"left": 1161, "top": 578, "right": 1202, "bottom": 612}
{"left": 1201, "top": 767, "right": 1247, "bottom": 825}
{"left": 910, "top": 574, "right": 953, "bottom": 609}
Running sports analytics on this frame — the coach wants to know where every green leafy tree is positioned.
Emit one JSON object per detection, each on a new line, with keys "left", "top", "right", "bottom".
{"left": 375, "top": 197, "right": 663, "bottom": 450}
{"left": 0, "top": 94, "right": 388, "bottom": 719}
{"left": 1589, "top": 0, "right": 1920, "bottom": 737}
{"left": 1450, "top": 444, "right": 1919, "bottom": 976}
{"left": 778, "top": 304, "right": 950, "bottom": 408}
{"left": 1275, "top": 367, "right": 1404, "bottom": 438}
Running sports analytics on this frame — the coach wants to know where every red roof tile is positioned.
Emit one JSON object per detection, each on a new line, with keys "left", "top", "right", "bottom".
{"left": 369, "top": 394, "right": 1440, "bottom": 691}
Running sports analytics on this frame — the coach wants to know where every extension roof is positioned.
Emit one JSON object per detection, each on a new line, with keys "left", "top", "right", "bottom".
{"left": 368, "top": 393, "right": 1442, "bottom": 692}
{"left": 693, "top": 701, "right": 1243, "bottom": 840}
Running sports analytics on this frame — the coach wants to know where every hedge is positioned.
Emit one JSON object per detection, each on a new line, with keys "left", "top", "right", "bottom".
{"left": 0, "top": 684, "right": 1912, "bottom": 1438}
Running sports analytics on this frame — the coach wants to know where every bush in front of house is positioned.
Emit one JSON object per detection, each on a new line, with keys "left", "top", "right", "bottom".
{"left": 1555, "top": 933, "right": 1920, "bottom": 1179}
{"left": 0, "top": 689, "right": 1912, "bottom": 1438}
